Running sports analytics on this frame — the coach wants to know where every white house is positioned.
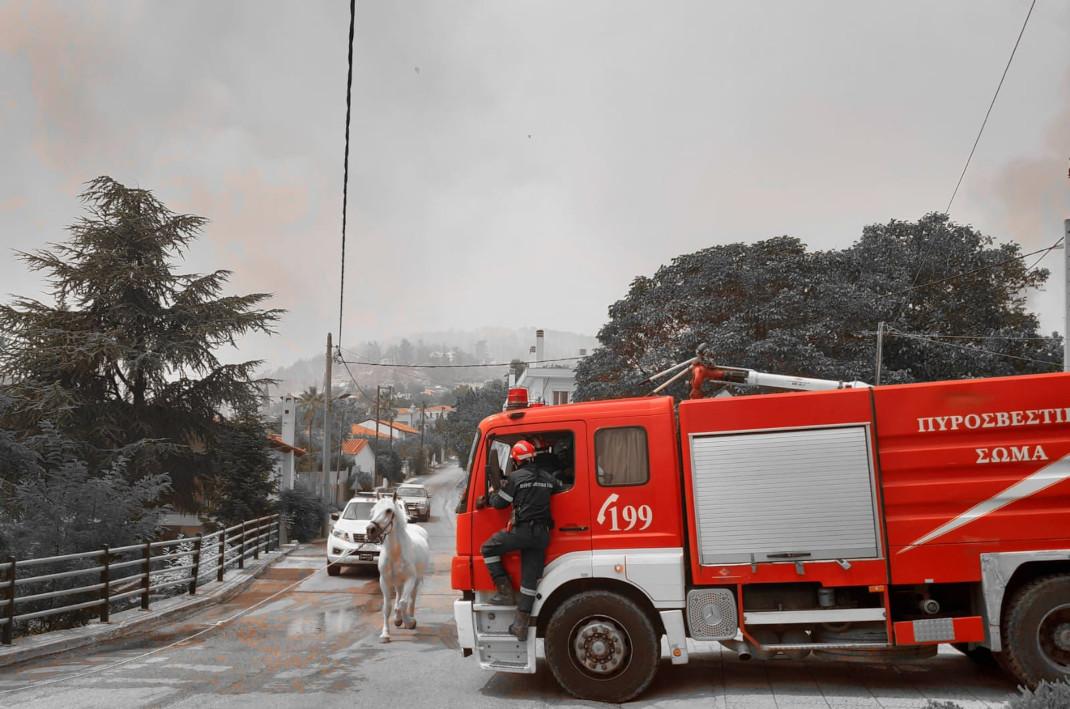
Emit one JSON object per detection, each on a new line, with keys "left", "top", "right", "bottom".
{"left": 514, "top": 329, "right": 581, "bottom": 405}
{"left": 395, "top": 405, "right": 454, "bottom": 427}
{"left": 352, "top": 419, "right": 419, "bottom": 441}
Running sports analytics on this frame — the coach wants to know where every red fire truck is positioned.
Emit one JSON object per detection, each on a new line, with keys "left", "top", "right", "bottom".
{"left": 451, "top": 359, "right": 1070, "bottom": 702}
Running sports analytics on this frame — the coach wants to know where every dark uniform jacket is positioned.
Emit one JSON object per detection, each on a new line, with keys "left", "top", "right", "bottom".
{"left": 489, "top": 461, "right": 565, "bottom": 525}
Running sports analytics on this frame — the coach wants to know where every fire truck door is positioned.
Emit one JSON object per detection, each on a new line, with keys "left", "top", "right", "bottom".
{"left": 469, "top": 421, "right": 592, "bottom": 590}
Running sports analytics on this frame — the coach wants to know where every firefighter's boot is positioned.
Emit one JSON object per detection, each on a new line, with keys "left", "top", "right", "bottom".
{"left": 488, "top": 576, "right": 514, "bottom": 606}
{"left": 509, "top": 610, "right": 530, "bottom": 641}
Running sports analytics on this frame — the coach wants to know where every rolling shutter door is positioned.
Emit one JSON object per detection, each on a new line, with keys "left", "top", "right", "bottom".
{"left": 690, "top": 426, "right": 879, "bottom": 565}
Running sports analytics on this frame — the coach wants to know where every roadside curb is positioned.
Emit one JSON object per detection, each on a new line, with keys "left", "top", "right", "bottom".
{"left": 0, "top": 543, "right": 300, "bottom": 669}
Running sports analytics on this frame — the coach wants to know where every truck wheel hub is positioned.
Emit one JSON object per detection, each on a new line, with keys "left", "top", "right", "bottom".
{"left": 573, "top": 620, "right": 627, "bottom": 675}
{"left": 1053, "top": 623, "right": 1070, "bottom": 652}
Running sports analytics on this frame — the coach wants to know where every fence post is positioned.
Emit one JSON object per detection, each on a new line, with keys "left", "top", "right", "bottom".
{"left": 238, "top": 521, "right": 246, "bottom": 570}
{"left": 100, "top": 545, "right": 111, "bottom": 623}
{"left": 141, "top": 541, "right": 151, "bottom": 610}
{"left": 217, "top": 529, "right": 226, "bottom": 583}
{"left": 2, "top": 557, "right": 15, "bottom": 645}
{"left": 253, "top": 519, "right": 260, "bottom": 561}
{"left": 189, "top": 535, "right": 203, "bottom": 595}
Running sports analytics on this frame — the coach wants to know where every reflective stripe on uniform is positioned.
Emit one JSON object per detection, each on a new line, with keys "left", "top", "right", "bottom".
{"left": 484, "top": 556, "right": 501, "bottom": 564}
{"left": 497, "top": 490, "right": 513, "bottom": 502}
{"left": 520, "top": 587, "right": 537, "bottom": 597}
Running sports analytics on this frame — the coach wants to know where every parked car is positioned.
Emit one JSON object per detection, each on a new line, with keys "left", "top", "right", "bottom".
{"left": 326, "top": 496, "right": 382, "bottom": 575}
{"left": 396, "top": 483, "right": 431, "bottom": 522}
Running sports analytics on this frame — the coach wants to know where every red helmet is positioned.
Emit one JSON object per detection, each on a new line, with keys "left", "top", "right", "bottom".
{"left": 510, "top": 440, "right": 536, "bottom": 463}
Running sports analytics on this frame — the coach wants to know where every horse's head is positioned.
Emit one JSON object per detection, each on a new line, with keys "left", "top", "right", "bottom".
{"left": 366, "top": 493, "right": 406, "bottom": 543}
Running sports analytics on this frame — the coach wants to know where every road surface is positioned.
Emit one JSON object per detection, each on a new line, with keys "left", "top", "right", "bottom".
{"left": 0, "top": 464, "right": 1019, "bottom": 708}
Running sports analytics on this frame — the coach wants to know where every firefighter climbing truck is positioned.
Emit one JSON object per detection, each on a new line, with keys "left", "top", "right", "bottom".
{"left": 451, "top": 358, "right": 1070, "bottom": 703}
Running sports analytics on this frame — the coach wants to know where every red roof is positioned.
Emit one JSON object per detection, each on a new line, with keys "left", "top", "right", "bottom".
{"left": 385, "top": 420, "right": 419, "bottom": 434}
{"left": 267, "top": 434, "right": 307, "bottom": 456}
{"left": 341, "top": 439, "right": 370, "bottom": 455}
{"left": 350, "top": 424, "right": 395, "bottom": 440}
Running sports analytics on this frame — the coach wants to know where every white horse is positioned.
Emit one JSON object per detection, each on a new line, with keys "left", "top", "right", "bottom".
{"left": 365, "top": 493, "right": 431, "bottom": 643}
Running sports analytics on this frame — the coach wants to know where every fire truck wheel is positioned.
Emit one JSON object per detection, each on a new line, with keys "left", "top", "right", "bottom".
{"left": 1001, "top": 574, "right": 1070, "bottom": 686}
{"left": 544, "top": 590, "right": 659, "bottom": 703}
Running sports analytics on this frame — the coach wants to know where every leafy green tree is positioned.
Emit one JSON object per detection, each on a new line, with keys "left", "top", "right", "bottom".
{"left": 297, "top": 385, "right": 323, "bottom": 468}
{"left": 374, "top": 446, "right": 403, "bottom": 484}
{"left": 576, "top": 214, "right": 1061, "bottom": 401}
{"left": 0, "top": 177, "right": 281, "bottom": 510}
{"left": 0, "top": 415, "right": 169, "bottom": 562}
{"left": 199, "top": 415, "right": 278, "bottom": 527}
{"left": 442, "top": 380, "right": 506, "bottom": 459}
{"left": 278, "top": 487, "right": 326, "bottom": 543}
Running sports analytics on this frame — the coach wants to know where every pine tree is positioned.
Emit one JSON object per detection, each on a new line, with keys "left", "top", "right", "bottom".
{"left": 0, "top": 177, "right": 282, "bottom": 509}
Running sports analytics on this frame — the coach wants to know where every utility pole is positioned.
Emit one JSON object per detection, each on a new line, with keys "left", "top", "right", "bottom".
{"left": 875, "top": 321, "right": 885, "bottom": 385}
{"left": 374, "top": 385, "right": 381, "bottom": 487}
{"left": 420, "top": 402, "right": 427, "bottom": 473}
{"left": 322, "top": 332, "right": 332, "bottom": 506}
{"left": 1064, "top": 219, "right": 1069, "bottom": 372}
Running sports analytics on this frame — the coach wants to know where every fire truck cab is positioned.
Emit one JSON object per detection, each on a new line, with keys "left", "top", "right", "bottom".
{"left": 451, "top": 370, "right": 1070, "bottom": 703}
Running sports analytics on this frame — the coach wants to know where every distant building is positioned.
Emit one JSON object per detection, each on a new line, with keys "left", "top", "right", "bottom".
{"left": 268, "top": 433, "right": 308, "bottom": 490}
{"left": 351, "top": 419, "right": 419, "bottom": 441}
{"left": 395, "top": 405, "right": 454, "bottom": 427}
{"left": 341, "top": 438, "right": 376, "bottom": 494}
{"left": 513, "top": 329, "right": 583, "bottom": 405}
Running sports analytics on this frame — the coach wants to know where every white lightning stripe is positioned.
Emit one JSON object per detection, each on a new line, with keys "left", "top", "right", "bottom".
{"left": 899, "top": 454, "right": 1070, "bottom": 554}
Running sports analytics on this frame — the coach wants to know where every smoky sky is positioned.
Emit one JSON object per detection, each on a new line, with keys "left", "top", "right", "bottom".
{"left": 1, "top": 0, "right": 1068, "bottom": 369}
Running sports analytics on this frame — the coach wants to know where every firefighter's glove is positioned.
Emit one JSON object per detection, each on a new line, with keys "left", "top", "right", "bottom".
{"left": 475, "top": 495, "right": 488, "bottom": 509}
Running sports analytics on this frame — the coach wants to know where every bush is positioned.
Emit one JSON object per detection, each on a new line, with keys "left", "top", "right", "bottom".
{"left": 1007, "top": 680, "right": 1070, "bottom": 709}
{"left": 278, "top": 487, "right": 326, "bottom": 542}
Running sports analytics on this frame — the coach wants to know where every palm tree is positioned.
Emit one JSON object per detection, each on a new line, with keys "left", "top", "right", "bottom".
{"left": 297, "top": 386, "right": 324, "bottom": 458}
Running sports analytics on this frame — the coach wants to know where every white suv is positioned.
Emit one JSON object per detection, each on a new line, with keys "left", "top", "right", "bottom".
{"left": 326, "top": 496, "right": 382, "bottom": 575}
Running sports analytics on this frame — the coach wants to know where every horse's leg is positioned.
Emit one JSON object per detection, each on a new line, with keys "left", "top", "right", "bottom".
{"left": 404, "top": 576, "right": 421, "bottom": 630}
{"left": 379, "top": 576, "right": 393, "bottom": 643}
{"left": 394, "top": 584, "right": 404, "bottom": 627}
{"left": 398, "top": 575, "right": 418, "bottom": 629}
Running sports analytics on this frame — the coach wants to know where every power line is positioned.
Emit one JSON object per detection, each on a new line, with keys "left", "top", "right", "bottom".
{"left": 887, "top": 329, "right": 1060, "bottom": 369}
{"left": 337, "top": 353, "right": 371, "bottom": 399}
{"left": 944, "top": 0, "right": 1036, "bottom": 214}
{"left": 336, "top": 352, "right": 586, "bottom": 369}
{"left": 863, "top": 330, "right": 1057, "bottom": 341}
{"left": 883, "top": 237, "right": 1063, "bottom": 300}
{"left": 337, "top": 0, "right": 356, "bottom": 346}
{"left": 1023, "top": 237, "right": 1064, "bottom": 273}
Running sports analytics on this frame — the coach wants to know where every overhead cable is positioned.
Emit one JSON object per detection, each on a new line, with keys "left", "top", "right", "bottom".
{"left": 337, "top": 0, "right": 356, "bottom": 346}
{"left": 944, "top": 0, "right": 1036, "bottom": 214}
{"left": 887, "top": 329, "right": 1060, "bottom": 369}
{"left": 883, "top": 237, "right": 1063, "bottom": 300}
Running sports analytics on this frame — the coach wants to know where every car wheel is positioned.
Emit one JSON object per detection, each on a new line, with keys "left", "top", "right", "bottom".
{"left": 1000, "top": 574, "right": 1070, "bottom": 686}
{"left": 327, "top": 563, "right": 341, "bottom": 577}
{"left": 544, "top": 590, "right": 660, "bottom": 703}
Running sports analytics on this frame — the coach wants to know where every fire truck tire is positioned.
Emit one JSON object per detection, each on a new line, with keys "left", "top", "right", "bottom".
{"left": 544, "top": 590, "right": 659, "bottom": 703}
{"left": 1000, "top": 574, "right": 1070, "bottom": 686}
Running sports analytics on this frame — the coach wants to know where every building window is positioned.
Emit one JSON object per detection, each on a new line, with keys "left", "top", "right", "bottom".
{"left": 552, "top": 391, "right": 570, "bottom": 405}
{"left": 595, "top": 427, "right": 649, "bottom": 487}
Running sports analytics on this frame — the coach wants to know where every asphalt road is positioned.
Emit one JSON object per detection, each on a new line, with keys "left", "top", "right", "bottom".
{"left": 0, "top": 464, "right": 1020, "bottom": 708}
